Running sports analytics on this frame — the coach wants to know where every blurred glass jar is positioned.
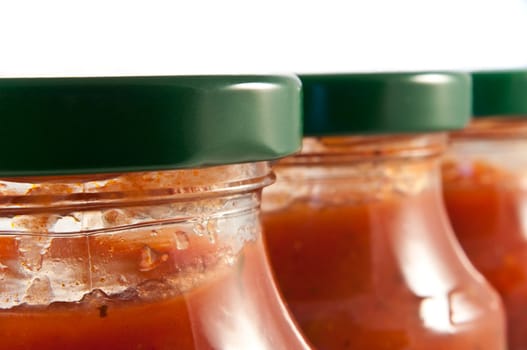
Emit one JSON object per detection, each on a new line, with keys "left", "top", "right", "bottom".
{"left": 0, "top": 76, "right": 310, "bottom": 350}
{"left": 442, "top": 70, "right": 527, "bottom": 350}
{"left": 262, "top": 73, "right": 506, "bottom": 350}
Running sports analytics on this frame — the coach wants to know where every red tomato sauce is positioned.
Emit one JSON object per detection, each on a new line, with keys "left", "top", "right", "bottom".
{"left": 0, "top": 236, "right": 306, "bottom": 350}
{"left": 443, "top": 159, "right": 527, "bottom": 349}
{"left": 263, "top": 186, "right": 505, "bottom": 349}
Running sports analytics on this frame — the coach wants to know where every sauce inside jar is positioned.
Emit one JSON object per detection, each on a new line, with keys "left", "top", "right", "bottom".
{"left": 0, "top": 167, "right": 309, "bottom": 350}
{"left": 0, "top": 237, "right": 296, "bottom": 350}
{"left": 442, "top": 117, "right": 527, "bottom": 349}
{"left": 263, "top": 135, "right": 506, "bottom": 350}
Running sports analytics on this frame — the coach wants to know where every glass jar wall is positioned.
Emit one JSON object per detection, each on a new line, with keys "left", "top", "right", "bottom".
{"left": 264, "top": 135, "right": 505, "bottom": 350}
{"left": 0, "top": 165, "right": 311, "bottom": 349}
{"left": 0, "top": 75, "right": 309, "bottom": 350}
{"left": 442, "top": 69, "right": 527, "bottom": 350}
{"left": 262, "top": 73, "right": 507, "bottom": 350}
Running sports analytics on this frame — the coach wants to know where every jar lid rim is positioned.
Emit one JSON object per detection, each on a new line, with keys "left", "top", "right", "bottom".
{"left": 472, "top": 69, "right": 527, "bottom": 117}
{"left": 0, "top": 75, "right": 302, "bottom": 176}
{"left": 299, "top": 72, "right": 471, "bottom": 136}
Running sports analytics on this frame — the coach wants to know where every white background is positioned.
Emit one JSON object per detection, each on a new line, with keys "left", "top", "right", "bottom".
{"left": 0, "top": 0, "right": 526, "bottom": 77}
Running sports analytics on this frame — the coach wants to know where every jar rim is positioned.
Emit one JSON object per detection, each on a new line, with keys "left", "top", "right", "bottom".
{"left": 275, "top": 133, "right": 447, "bottom": 166}
{"left": 0, "top": 163, "right": 274, "bottom": 214}
{"left": 450, "top": 117, "right": 527, "bottom": 139}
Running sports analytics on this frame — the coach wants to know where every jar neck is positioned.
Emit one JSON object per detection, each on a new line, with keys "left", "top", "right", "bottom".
{"left": 450, "top": 117, "right": 527, "bottom": 139}
{"left": 264, "top": 133, "right": 475, "bottom": 297}
{"left": 284, "top": 133, "right": 446, "bottom": 164}
{"left": 0, "top": 162, "right": 273, "bottom": 234}
{"left": 0, "top": 163, "right": 273, "bottom": 308}
{"left": 446, "top": 118, "right": 527, "bottom": 180}
{"left": 265, "top": 134, "right": 447, "bottom": 211}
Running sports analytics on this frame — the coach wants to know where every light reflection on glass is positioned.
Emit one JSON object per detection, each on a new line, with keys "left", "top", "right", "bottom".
{"left": 229, "top": 82, "right": 278, "bottom": 91}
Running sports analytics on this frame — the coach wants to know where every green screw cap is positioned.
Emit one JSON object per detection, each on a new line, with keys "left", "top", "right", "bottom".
{"left": 0, "top": 75, "right": 302, "bottom": 177}
{"left": 300, "top": 72, "right": 471, "bottom": 136}
{"left": 472, "top": 70, "right": 527, "bottom": 117}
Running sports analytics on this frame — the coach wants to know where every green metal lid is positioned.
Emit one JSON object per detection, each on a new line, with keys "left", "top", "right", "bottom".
{"left": 0, "top": 75, "right": 301, "bottom": 177}
{"left": 300, "top": 72, "right": 471, "bottom": 136}
{"left": 472, "top": 70, "right": 527, "bottom": 117}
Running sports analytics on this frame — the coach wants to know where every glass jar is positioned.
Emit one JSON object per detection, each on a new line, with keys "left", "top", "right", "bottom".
{"left": 442, "top": 70, "right": 527, "bottom": 350}
{"left": 262, "top": 73, "right": 507, "bottom": 350}
{"left": 0, "top": 76, "right": 310, "bottom": 350}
